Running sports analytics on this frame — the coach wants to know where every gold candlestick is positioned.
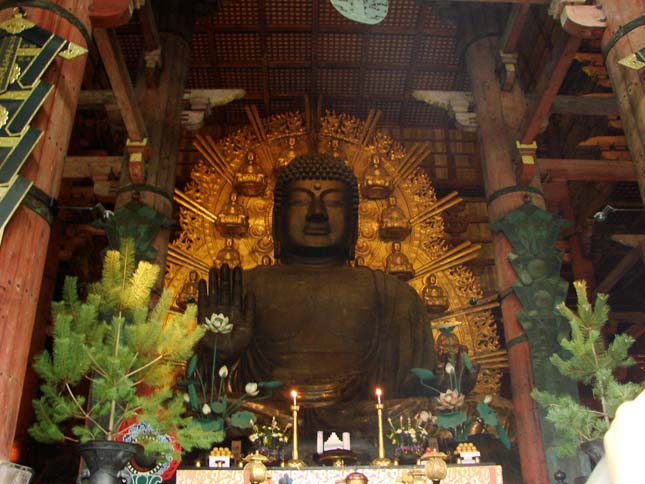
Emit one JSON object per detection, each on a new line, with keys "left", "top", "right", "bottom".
{"left": 371, "top": 403, "right": 392, "bottom": 466}
{"left": 286, "top": 404, "right": 306, "bottom": 468}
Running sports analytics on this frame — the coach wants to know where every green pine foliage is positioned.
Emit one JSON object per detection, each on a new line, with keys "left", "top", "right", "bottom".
{"left": 532, "top": 280, "right": 644, "bottom": 456}
{"left": 29, "top": 240, "right": 214, "bottom": 453}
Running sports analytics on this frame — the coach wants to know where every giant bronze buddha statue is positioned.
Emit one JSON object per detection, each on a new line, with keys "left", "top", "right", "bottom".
{"left": 197, "top": 153, "right": 436, "bottom": 412}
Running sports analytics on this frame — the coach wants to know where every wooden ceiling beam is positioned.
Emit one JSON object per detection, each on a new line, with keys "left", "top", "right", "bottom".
{"left": 93, "top": 28, "right": 147, "bottom": 143}
{"left": 204, "top": 60, "right": 460, "bottom": 71}
{"left": 401, "top": 3, "right": 428, "bottom": 128}
{"left": 549, "top": 94, "right": 618, "bottom": 116}
{"left": 537, "top": 158, "right": 635, "bottom": 182}
{"left": 210, "top": 25, "right": 455, "bottom": 36}
{"left": 63, "top": 156, "right": 124, "bottom": 179}
{"left": 519, "top": 32, "right": 581, "bottom": 143}
{"left": 500, "top": 3, "right": 531, "bottom": 54}
{"left": 259, "top": 0, "right": 271, "bottom": 113}
{"left": 594, "top": 244, "right": 644, "bottom": 296}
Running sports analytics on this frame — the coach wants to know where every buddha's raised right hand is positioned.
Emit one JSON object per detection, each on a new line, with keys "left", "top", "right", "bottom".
{"left": 197, "top": 264, "right": 255, "bottom": 360}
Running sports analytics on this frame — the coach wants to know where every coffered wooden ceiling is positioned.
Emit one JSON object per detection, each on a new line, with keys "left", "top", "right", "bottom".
{"left": 117, "top": 0, "right": 470, "bottom": 127}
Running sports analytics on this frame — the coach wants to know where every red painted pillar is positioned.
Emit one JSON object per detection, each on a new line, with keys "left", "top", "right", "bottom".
{"left": 0, "top": 2, "right": 90, "bottom": 460}
{"left": 465, "top": 34, "right": 550, "bottom": 484}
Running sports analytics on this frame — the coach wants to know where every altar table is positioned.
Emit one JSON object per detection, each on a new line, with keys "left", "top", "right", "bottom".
{"left": 177, "top": 464, "right": 503, "bottom": 484}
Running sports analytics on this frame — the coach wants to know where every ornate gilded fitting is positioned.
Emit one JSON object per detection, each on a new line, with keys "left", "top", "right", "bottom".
{"left": 379, "top": 197, "right": 411, "bottom": 241}
{"left": 360, "top": 152, "right": 393, "bottom": 200}
{"left": 216, "top": 192, "right": 249, "bottom": 237}
{"left": 234, "top": 151, "right": 267, "bottom": 197}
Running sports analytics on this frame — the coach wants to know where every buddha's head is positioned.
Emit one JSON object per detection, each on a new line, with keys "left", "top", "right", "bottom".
{"left": 273, "top": 153, "right": 359, "bottom": 262}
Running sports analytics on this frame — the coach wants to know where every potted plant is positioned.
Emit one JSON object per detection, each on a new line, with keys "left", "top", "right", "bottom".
{"left": 29, "top": 241, "right": 216, "bottom": 483}
{"left": 532, "top": 280, "right": 644, "bottom": 460}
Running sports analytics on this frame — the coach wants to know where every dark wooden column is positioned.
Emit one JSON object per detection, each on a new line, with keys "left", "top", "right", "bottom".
{"left": 136, "top": 30, "right": 190, "bottom": 291}
{"left": 599, "top": 0, "right": 645, "bottom": 205}
{"left": 464, "top": 31, "right": 551, "bottom": 484}
{"left": 0, "top": 2, "right": 90, "bottom": 460}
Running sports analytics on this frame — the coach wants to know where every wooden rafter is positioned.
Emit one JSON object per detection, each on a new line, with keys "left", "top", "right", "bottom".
{"left": 519, "top": 31, "right": 581, "bottom": 143}
{"left": 93, "top": 28, "right": 147, "bottom": 143}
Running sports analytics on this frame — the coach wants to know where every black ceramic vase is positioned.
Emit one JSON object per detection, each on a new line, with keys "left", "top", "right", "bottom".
{"left": 76, "top": 440, "right": 141, "bottom": 484}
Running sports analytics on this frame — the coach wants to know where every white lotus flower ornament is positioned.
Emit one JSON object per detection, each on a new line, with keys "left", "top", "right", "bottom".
{"left": 204, "top": 313, "right": 233, "bottom": 334}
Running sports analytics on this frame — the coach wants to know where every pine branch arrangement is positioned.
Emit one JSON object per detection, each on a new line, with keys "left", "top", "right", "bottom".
{"left": 29, "top": 241, "right": 215, "bottom": 453}
{"left": 532, "top": 280, "right": 644, "bottom": 456}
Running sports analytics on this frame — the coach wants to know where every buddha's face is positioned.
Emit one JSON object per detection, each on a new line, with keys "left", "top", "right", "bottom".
{"left": 281, "top": 179, "right": 351, "bottom": 259}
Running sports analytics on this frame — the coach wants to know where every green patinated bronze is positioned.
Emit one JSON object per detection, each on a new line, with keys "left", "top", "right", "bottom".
{"left": 491, "top": 201, "right": 571, "bottom": 393}
{"left": 491, "top": 200, "right": 585, "bottom": 476}
{"left": 94, "top": 198, "right": 175, "bottom": 262}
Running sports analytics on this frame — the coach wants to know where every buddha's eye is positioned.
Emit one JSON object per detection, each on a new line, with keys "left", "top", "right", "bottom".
{"left": 287, "top": 195, "right": 311, "bottom": 207}
{"left": 323, "top": 192, "right": 345, "bottom": 208}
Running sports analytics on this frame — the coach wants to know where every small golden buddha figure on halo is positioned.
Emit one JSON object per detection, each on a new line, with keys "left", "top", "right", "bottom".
{"left": 327, "top": 138, "right": 348, "bottom": 165}
{"left": 422, "top": 274, "right": 449, "bottom": 313}
{"left": 234, "top": 151, "right": 267, "bottom": 197}
{"left": 216, "top": 192, "right": 249, "bottom": 237}
{"left": 177, "top": 269, "right": 200, "bottom": 311}
{"left": 275, "top": 136, "right": 298, "bottom": 175}
{"left": 385, "top": 241, "right": 415, "bottom": 281}
{"left": 360, "top": 152, "right": 393, "bottom": 200}
{"left": 379, "top": 196, "right": 411, "bottom": 241}
{"left": 215, "top": 238, "right": 241, "bottom": 268}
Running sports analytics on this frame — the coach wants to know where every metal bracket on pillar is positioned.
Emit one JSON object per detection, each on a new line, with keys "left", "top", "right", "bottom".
{"left": 515, "top": 140, "right": 538, "bottom": 185}
{"left": 181, "top": 89, "right": 246, "bottom": 131}
{"left": 496, "top": 50, "right": 518, "bottom": 91}
{"left": 126, "top": 138, "right": 149, "bottom": 184}
{"left": 412, "top": 90, "right": 478, "bottom": 132}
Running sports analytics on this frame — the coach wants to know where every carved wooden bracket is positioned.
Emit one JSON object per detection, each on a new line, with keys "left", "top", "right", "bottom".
{"left": 412, "top": 90, "right": 477, "bottom": 132}
{"left": 560, "top": 5, "right": 607, "bottom": 39}
{"left": 181, "top": 89, "right": 246, "bottom": 131}
{"left": 89, "top": 0, "right": 133, "bottom": 28}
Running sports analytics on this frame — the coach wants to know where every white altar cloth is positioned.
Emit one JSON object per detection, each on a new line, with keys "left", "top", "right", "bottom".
{"left": 177, "top": 464, "right": 503, "bottom": 484}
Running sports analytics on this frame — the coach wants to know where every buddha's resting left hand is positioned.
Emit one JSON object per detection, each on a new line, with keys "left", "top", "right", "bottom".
{"left": 197, "top": 264, "right": 255, "bottom": 360}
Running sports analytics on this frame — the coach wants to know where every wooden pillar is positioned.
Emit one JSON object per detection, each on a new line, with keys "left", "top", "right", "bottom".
{"left": 0, "top": 2, "right": 90, "bottom": 460}
{"left": 599, "top": 0, "right": 645, "bottom": 205}
{"left": 135, "top": 30, "right": 191, "bottom": 291}
{"left": 465, "top": 34, "right": 550, "bottom": 484}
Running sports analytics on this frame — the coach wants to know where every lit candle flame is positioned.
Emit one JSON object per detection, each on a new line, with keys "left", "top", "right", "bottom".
{"left": 291, "top": 389, "right": 298, "bottom": 406}
{"left": 375, "top": 387, "right": 382, "bottom": 404}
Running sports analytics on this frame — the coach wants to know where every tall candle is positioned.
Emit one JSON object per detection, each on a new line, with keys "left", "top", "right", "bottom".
{"left": 375, "top": 387, "right": 382, "bottom": 405}
{"left": 291, "top": 389, "right": 298, "bottom": 406}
